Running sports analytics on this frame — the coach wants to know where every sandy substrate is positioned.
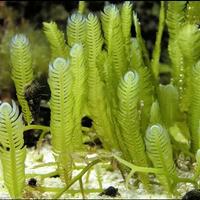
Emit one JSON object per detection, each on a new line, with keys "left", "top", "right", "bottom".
{"left": 0, "top": 142, "right": 195, "bottom": 199}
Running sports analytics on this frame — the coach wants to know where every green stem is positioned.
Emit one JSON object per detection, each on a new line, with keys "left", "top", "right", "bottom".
{"left": 114, "top": 155, "right": 163, "bottom": 174}
{"left": 26, "top": 171, "right": 59, "bottom": 179}
{"left": 36, "top": 130, "right": 50, "bottom": 150}
{"left": 126, "top": 169, "right": 135, "bottom": 189}
{"left": 74, "top": 165, "right": 87, "bottom": 170}
{"left": 151, "top": 1, "right": 165, "bottom": 80}
{"left": 32, "top": 162, "right": 57, "bottom": 169}
{"left": 133, "top": 11, "right": 150, "bottom": 67}
{"left": 53, "top": 159, "right": 101, "bottom": 199}
{"left": 24, "top": 125, "right": 50, "bottom": 132}
{"left": 74, "top": 163, "right": 110, "bottom": 170}
{"left": 95, "top": 165, "right": 103, "bottom": 190}
{"left": 79, "top": 178, "right": 85, "bottom": 199}
{"left": 85, "top": 169, "right": 91, "bottom": 185}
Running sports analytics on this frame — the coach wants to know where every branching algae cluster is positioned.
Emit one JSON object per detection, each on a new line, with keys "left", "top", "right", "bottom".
{"left": 0, "top": 1, "right": 200, "bottom": 199}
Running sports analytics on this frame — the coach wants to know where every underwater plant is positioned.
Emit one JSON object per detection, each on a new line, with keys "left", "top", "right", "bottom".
{"left": 1, "top": 1, "right": 200, "bottom": 199}
{"left": 48, "top": 57, "right": 74, "bottom": 184}
{"left": 10, "top": 34, "right": 33, "bottom": 124}
{"left": 0, "top": 100, "right": 26, "bottom": 198}
{"left": 145, "top": 124, "right": 177, "bottom": 194}
{"left": 117, "top": 71, "right": 150, "bottom": 190}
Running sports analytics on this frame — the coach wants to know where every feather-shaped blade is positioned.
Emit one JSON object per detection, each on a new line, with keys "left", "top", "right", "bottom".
{"left": 0, "top": 101, "right": 25, "bottom": 198}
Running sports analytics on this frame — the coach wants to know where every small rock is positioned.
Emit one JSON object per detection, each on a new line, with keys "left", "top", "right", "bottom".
{"left": 182, "top": 189, "right": 200, "bottom": 200}
{"left": 99, "top": 186, "right": 120, "bottom": 197}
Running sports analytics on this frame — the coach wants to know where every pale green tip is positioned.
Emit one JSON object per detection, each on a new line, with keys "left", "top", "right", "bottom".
{"left": 150, "top": 124, "right": 163, "bottom": 134}
{"left": 11, "top": 34, "right": 29, "bottom": 47}
{"left": 70, "top": 43, "right": 83, "bottom": 57}
{"left": 104, "top": 4, "right": 118, "bottom": 15}
{"left": 69, "top": 12, "right": 85, "bottom": 23}
{"left": 0, "top": 102, "right": 12, "bottom": 115}
{"left": 87, "top": 13, "right": 95, "bottom": 21}
{"left": 123, "top": 1, "right": 133, "bottom": 8}
{"left": 124, "top": 71, "right": 138, "bottom": 83}
{"left": 52, "top": 57, "right": 68, "bottom": 70}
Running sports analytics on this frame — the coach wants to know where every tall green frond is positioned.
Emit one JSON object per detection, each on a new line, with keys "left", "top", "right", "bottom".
{"left": 66, "top": 13, "right": 86, "bottom": 48}
{"left": 137, "top": 65, "right": 154, "bottom": 133}
{"left": 186, "top": 2, "right": 200, "bottom": 24}
{"left": 117, "top": 70, "right": 150, "bottom": 190}
{"left": 166, "top": 1, "right": 186, "bottom": 41}
{"left": 101, "top": 4, "right": 128, "bottom": 83}
{"left": 70, "top": 43, "right": 86, "bottom": 150}
{"left": 133, "top": 12, "right": 150, "bottom": 68}
{"left": 43, "top": 21, "right": 69, "bottom": 60}
{"left": 87, "top": 13, "right": 123, "bottom": 152}
{"left": 86, "top": 13, "right": 103, "bottom": 71}
{"left": 10, "top": 34, "right": 33, "bottom": 124}
{"left": 177, "top": 24, "right": 200, "bottom": 111}
{"left": 166, "top": 2, "right": 186, "bottom": 111}
{"left": 88, "top": 67, "right": 119, "bottom": 151}
{"left": 169, "top": 40, "right": 185, "bottom": 111}
{"left": 86, "top": 13, "right": 118, "bottom": 150}
{"left": 101, "top": 4, "right": 118, "bottom": 52}
{"left": 178, "top": 24, "right": 200, "bottom": 67}
{"left": 86, "top": 12, "right": 103, "bottom": 104}
{"left": 130, "top": 38, "right": 154, "bottom": 134}
{"left": 48, "top": 57, "right": 74, "bottom": 183}
{"left": 145, "top": 124, "right": 177, "bottom": 194}
{"left": 189, "top": 61, "right": 200, "bottom": 153}
{"left": 120, "top": 1, "right": 133, "bottom": 59}
{"left": 96, "top": 50, "right": 110, "bottom": 83}
{"left": 0, "top": 100, "right": 26, "bottom": 198}
{"left": 130, "top": 38, "right": 144, "bottom": 68}
{"left": 96, "top": 51, "right": 118, "bottom": 117}
{"left": 151, "top": 1, "right": 165, "bottom": 80}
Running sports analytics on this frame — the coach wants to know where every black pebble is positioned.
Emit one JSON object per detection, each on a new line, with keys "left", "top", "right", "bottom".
{"left": 81, "top": 116, "right": 93, "bottom": 128}
{"left": 182, "top": 189, "right": 200, "bottom": 200}
{"left": 99, "top": 186, "right": 119, "bottom": 197}
{"left": 28, "top": 178, "right": 37, "bottom": 187}
{"left": 94, "top": 138, "right": 103, "bottom": 148}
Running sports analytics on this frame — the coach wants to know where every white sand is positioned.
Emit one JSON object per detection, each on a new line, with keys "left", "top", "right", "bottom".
{"left": 0, "top": 143, "right": 195, "bottom": 199}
